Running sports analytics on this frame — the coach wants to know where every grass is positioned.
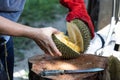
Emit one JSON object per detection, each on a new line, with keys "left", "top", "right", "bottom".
{"left": 14, "top": 0, "right": 67, "bottom": 59}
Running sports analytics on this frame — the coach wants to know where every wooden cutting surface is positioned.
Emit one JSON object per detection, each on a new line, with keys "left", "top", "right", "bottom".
{"left": 28, "top": 54, "right": 108, "bottom": 80}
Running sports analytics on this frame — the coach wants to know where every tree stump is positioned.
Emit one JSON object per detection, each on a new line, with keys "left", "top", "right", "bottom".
{"left": 28, "top": 54, "right": 109, "bottom": 80}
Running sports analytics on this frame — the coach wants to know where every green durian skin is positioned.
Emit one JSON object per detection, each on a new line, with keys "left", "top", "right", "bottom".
{"left": 108, "top": 56, "right": 120, "bottom": 80}
{"left": 73, "top": 19, "right": 91, "bottom": 52}
{"left": 52, "top": 34, "right": 80, "bottom": 59}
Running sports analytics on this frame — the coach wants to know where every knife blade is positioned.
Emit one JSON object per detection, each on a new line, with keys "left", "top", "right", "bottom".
{"left": 40, "top": 68, "right": 104, "bottom": 76}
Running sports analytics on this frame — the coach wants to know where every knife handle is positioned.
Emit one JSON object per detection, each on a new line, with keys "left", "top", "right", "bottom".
{"left": 40, "top": 70, "right": 64, "bottom": 76}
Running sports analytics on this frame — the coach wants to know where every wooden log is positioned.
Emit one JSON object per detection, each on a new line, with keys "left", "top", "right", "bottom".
{"left": 28, "top": 54, "right": 109, "bottom": 80}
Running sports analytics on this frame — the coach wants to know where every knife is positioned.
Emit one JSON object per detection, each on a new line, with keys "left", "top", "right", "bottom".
{"left": 40, "top": 68, "right": 104, "bottom": 76}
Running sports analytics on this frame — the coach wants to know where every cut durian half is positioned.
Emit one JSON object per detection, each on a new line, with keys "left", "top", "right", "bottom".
{"left": 52, "top": 19, "right": 91, "bottom": 59}
{"left": 67, "top": 21, "right": 84, "bottom": 52}
{"left": 52, "top": 33, "right": 81, "bottom": 59}
{"left": 55, "top": 32, "right": 81, "bottom": 53}
{"left": 69, "top": 19, "right": 91, "bottom": 52}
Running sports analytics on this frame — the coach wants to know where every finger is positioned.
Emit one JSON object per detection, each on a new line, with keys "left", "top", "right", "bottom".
{"left": 48, "top": 39, "right": 62, "bottom": 56}
{"left": 44, "top": 50, "right": 50, "bottom": 55}
{"left": 36, "top": 40, "right": 50, "bottom": 55}
{"left": 48, "top": 45, "right": 59, "bottom": 56}
{"left": 50, "top": 27, "right": 61, "bottom": 34}
{"left": 38, "top": 40, "right": 55, "bottom": 56}
{"left": 46, "top": 45, "right": 55, "bottom": 56}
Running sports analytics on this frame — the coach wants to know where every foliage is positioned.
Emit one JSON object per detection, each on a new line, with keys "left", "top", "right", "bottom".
{"left": 19, "top": 0, "right": 67, "bottom": 24}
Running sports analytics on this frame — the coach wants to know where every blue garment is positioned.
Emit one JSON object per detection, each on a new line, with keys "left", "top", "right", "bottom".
{"left": 0, "top": 0, "right": 26, "bottom": 11}
{"left": 0, "top": 0, "right": 26, "bottom": 80}
{"left": 0, "top": 0, "right": 26, "bottom": 21}
{"left": 0, "top": 37, "right": 14, "bottom": 80}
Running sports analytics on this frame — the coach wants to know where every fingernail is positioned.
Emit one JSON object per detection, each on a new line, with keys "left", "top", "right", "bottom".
{"left": 58, "top": 52, "right": 62, "bottom": 56}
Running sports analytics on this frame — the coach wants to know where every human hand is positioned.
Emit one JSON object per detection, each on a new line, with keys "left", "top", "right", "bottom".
{"left": 31, "top": 27, "right": 62, "bottom": 56}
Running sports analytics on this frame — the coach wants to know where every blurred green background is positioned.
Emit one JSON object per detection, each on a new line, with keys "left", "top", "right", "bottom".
{"left": 19, "top": 0, "right": 67, "bottom": 25}
{"left": 13, "top": 0, "right": 67, "bottom": 60}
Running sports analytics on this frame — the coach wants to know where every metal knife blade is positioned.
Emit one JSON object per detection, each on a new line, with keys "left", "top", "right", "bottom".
{"left": 64, "top": 68, "right": 104, "bottom": 74}
{"left": 40, "top": 68, "right": 104, "bottom": 76}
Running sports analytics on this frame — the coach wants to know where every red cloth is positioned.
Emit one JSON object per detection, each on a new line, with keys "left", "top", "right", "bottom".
{"left": 60, "top": 0, "right": 94, "bottom": 38}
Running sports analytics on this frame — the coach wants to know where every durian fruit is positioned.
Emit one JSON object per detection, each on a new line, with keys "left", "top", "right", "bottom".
{"left": 52, "top": 19, "right": 91, "bottom": 59}
{"left": 52, "top": 32, "right": 81, "bottom": 59}
{"left": 108, "top": 56, "right": 120, "bottom": 80}
{"left": 67, "top": 19, "right": 91, "bottom": 52}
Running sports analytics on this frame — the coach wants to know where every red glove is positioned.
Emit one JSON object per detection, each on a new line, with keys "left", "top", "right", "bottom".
{"left": 60, "top": 0, "right": 94, "bottom": 38}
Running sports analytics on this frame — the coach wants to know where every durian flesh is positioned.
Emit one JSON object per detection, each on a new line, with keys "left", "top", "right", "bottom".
{"left": 55, "top": 32, "right": 81, "bottom": 53}
{"left": 52, "top": 33, "right": 81, "bottom": 59}
{"left": 67, "top": 21, "right": 84, "bottom": 52}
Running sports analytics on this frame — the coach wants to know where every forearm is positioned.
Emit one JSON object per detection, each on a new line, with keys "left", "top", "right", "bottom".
{"left": 0, "top": 16, "right": 61, "bottom": 56}
{"left": 0, "top": 16, "right": 38, "bottom": 39}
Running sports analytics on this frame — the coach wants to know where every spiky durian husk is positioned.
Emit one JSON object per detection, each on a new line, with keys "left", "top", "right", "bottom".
{"left": 108, "top": 56, "right": 120, "bottom": 80}
{"left": 72, "top": 19, "right": 91, "bottom": 52}
{"left": 52, "top": 34, "right": 80, "bottom": 59}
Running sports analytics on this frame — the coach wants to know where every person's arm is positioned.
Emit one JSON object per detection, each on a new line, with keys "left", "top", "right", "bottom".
{"left": 0, "top": 16, "right": 62, "bottom": 56}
